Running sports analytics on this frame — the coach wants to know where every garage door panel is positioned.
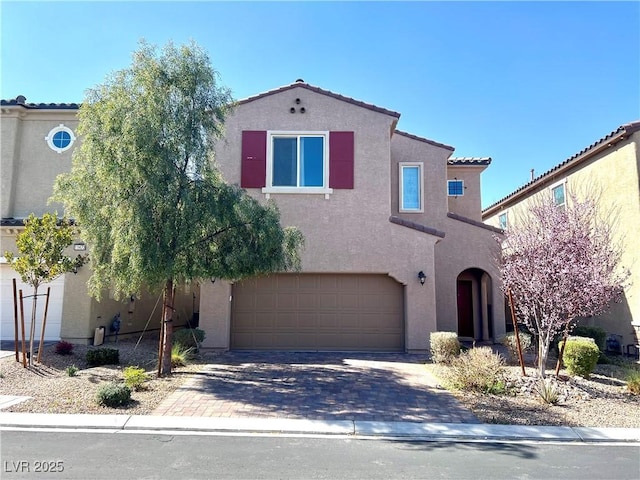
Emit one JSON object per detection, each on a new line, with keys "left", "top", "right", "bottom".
{"left": 318, "top": 293, "right": 337, "bottom": 309}
{"left": 276, "top": 312, "right": 298, "bottom": 328}
{"left": 276, "top": 293, "right": 296, "bottom": 309}
{"left": 298, "top": 293, "right": 317, "bottom": 309}
{"left": 231, "top": 274, "right": 404, "bottom": 351}
{"left": 255, "top": 293, "right": 276, "bottom": 309}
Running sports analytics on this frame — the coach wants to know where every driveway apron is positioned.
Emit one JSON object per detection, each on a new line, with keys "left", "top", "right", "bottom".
{"left": 153, "top": 352, "right": 478, "bottom": 423}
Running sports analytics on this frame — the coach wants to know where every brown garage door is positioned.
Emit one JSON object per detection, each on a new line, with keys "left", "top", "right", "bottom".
{"left": 231, "top": 274, "right": 404, "bottom": 351}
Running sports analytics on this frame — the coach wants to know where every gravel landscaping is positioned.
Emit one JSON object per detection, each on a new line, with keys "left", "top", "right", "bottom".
{"left": 0, "top": 337, "right": 208, "bottom": 415}
{"left": 1, "top": 339, "right": 639, "bottom": 428}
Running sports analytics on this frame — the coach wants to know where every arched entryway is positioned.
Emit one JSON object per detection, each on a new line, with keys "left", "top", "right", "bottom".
{"left": 456, "top": 268, "right": 494, "bottom": 341}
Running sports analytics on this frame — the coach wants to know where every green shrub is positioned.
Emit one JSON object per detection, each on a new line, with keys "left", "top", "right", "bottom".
{"left": 626, "top": 370, "right": 640, "bottom": 395}
{"left": 499, "top": 332, "right": 532, "bottom": 363}
{"left": 429, "top": 332, "right": 460, "bottom": 364}
{"left": 55, "top": 340, "right": 74, "bottom": 355}
{"left": 562, "top": 336, "right": 600, "bottom": 378}
{"left": 65, "top": 365, "right": 78, "bottom": 377}
{"left": 123, "top": 366, "right": 150, "bottom": 391}
{"left": 86, "top": 348, "right": 120, "bottom": 367}
{"left": 572, "top": 325, "right": 606, "bottom": 351}
{"left": 95, "top": 382, "right": 131, "bottom": 407}
{"left": 444, "top": 347, "right": 506, "bottom": 393}
{"left": 173, "top": 328, "right": 206, "bottom": 350}
{"left": 171, "top": 343, "right": 194, "bottom": 368}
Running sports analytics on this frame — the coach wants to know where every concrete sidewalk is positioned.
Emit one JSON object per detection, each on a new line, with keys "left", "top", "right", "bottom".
{"left": 1, "top": 412, "right": 639, "bottom": 443}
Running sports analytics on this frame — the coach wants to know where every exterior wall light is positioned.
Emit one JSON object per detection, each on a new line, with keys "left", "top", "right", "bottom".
{"left": 418, "top": 271, "right": 426, "bottom": 285}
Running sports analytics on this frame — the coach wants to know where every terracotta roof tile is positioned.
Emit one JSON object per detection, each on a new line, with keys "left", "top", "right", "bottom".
{"left": 394, "top": 130, "right": 455, "bottom": 152}
{"left": 483, "top": 120, "right": 640, "bottom": 215}
{"left": 237, "top": 80, "right": 401, "bottom": 119}
{"left": 1, "top": 96, "right": 79, "bottom": 110}
{"left": 448, "top": 157, "right": 492, "bottom": 166}
{"left": 389, "top": 216, "right": 445, "bottom": 238}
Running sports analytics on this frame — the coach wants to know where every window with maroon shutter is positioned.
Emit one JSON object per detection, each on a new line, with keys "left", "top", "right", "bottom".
{"left": 329, "top": 131, "right": 354, "bottom": 189}
{"left": 241, "top": 130, "right": 267, "bottom": 188}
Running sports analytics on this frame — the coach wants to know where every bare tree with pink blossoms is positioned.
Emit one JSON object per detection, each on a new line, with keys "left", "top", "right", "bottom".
{"left": 498, "top": 192, "right": 629, "bottom": 378}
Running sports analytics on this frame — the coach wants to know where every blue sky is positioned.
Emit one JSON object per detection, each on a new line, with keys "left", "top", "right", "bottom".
{"left": 2, "top": 1, "right": 639, "bottom": 208}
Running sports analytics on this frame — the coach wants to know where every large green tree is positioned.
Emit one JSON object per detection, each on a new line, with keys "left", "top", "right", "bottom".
{"left": 53, "top": 41, "right": 303, "bottom": 375}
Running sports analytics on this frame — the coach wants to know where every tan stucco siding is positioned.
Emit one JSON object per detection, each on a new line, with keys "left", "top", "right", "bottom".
{"left": 390, "top": 134, "right": 450, "bottom": 222}
{"left": 204, "top": 87, "right": 441, "bottom": 351}
{"left": 434, "top": 217, "right": 505, "bottom": 340}
{"left": 446, "top": 166, "right": 484, "bottom": 221}
{"left": 1, "top": 110, "right": 78, "bottom": 218}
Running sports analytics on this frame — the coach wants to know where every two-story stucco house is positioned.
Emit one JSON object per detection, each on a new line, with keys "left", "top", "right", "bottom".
{"left": 1, "top": 80, "right": 505, "bottom": 351}
{"left": 483, "top": 121, "right": 640, "bottom": 354}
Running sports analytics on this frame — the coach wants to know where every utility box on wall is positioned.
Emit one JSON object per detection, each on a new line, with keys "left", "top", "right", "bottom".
{"left": 93, "top": 326, "right": 105, "bottom": 346}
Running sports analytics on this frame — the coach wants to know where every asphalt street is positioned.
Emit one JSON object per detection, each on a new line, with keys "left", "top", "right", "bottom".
{"left": 1, "top": 430, "right": 639, "bottom": 480}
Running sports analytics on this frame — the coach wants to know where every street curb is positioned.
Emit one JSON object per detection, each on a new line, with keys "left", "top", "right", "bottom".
{"left": 1, "top": 413, "right": 639, "bottom": 442}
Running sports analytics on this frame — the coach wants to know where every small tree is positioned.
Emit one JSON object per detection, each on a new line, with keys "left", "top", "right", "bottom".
{"left": 498, "top": 193, "right": 629, "bottom": 378}
{"left": 53, "top": 40, "right": 304, "bottom": 375}
{"left": 4, "top": 213, "right": 81, "bottom": 365}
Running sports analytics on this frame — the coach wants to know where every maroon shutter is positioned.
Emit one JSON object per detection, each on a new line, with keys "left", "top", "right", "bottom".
{"left": 241, "top": 131, "right": 267, "bottom": 188}
{"left": 329, "top": 131, "right": 354, "bottom": 189}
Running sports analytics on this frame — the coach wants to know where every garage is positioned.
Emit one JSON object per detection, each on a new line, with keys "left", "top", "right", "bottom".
{"left": 231, "top": 274, "right": 404, "bottom": 351}
{"left": 1, "top": 265, "right": 65, "bottom": 342}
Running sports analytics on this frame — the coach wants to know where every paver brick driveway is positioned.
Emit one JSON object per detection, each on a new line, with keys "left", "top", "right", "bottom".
{"left": 154, "top": 352, "right": 479, "bottom": 423}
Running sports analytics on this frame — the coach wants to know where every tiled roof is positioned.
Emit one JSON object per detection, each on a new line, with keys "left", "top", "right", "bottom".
{"left": 1, "top": 96, "right": 79, "bottom": 110}
{"left": 448, "top": 157, "right": 491, "bottom": 166}
{"left": 447, "top": 213, "right": 503, "bottom": 234}
{"left": 389, "top": 216, "right": 446, "bottom": 238}
{"left": 393, "top": 130, "right": 455, "bottom": 152}
{"left": 1, "top": 217, "right": 76, "bottom": 227}
{"left": 237, "top": 79, "right": 402, "bottom": 119}
{"left": 483, "top": 120, "right": 640, "bottom": 216}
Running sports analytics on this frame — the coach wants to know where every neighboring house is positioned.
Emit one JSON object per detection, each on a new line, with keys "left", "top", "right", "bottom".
{"left": 483, "top": 121, "right": 640, "bottom": 352}
{"left": 0, "top": 96, "right": 198, "bottom": 343}
{"left": 1, "top": 81, "right": 505, "bottom": 351}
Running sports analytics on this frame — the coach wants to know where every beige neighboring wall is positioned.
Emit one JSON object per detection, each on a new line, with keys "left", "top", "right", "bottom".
{"left": 483, "top": 127, "right": 640, "bottom": 349}
{"left": 0, "top": 107, "right": 78, "bottom": 218}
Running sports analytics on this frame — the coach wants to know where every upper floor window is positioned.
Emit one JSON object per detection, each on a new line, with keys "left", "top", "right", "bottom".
{"left": 499, "top": 212, "right": 508, "bottom": 230}
{"left": 447, "top": 179, "right": 464, "bottom": 197}
{"left": 241, "top": 130, "right": 353, "bottom": 195}
{"left": 551, "top": 182, "right": 566, "bottom": 208}
{"left": 45, "top": 124, "right": 76, "bottom": 153}
{"left": 399, "top": 162, "right": 423, "bottom": 213}
{"left": 271, "top": 134, "right": 325, "bottom": 187}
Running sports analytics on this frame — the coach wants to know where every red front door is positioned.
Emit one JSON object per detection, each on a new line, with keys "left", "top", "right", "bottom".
{"left": 457, "top": 280, "right": 474, "bottom": 338}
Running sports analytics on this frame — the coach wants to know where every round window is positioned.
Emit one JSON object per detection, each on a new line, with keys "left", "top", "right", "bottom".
{"left": 45, "top": 124, "right": 76, "bottom": 153}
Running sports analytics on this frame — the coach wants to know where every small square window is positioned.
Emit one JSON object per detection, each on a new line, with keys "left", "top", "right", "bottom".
{"left": 499, "top": 212, "right": 508, "bottom": 230}
{"left": 399, "top": 163, "right": 423, "bottom": 212}
{"left": 448, "top": 180, "right": 464, "bottom": 196}
{"left": 552, "top": 183, "right": 566, "bottom": 208}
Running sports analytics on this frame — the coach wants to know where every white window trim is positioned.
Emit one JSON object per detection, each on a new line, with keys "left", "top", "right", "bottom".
{"left": 399, "top": 162, "right": 424, "bottom": 213}
{"left": 262, "top": 130, "right": 333, "bottom": 197}
{"left": 549, "top": 179, "right": 567, "bottom": 208}
{"left": 45, "top": 124, "right": 76, "bottom": 154}
{"left": 498, "top": 211, "right": 508, "bottom": 230}
{"left": 447, "top": 179, "right": 465, "bottom": 197}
